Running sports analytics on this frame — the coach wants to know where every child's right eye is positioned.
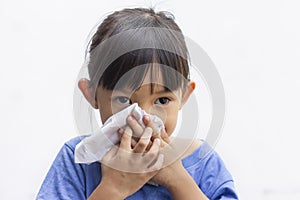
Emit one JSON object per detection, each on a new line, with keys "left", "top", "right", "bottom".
{"left": 116, "top": 96, "right": 131, "bottom": 104}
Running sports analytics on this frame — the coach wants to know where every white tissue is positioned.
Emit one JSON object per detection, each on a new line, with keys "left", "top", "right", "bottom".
{"left": 74, "top": 103, "right": 164, "bottom": 164}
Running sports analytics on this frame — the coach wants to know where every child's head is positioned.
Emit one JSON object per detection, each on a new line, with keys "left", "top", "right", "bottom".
{"left": 79, "top": 8, "right": 195, "bottom": 136}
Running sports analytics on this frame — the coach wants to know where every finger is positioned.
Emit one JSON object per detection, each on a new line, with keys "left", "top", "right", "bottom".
{"left": 133, "top": 127, "right": 153, "bottom": 153}
{"left": 148, "top": 153, "right": 164, "bottom": 171}
{"left": 118, "top": 128, "right": 124, "bottom": 140}
{"left": 127, "top": 115, "right": 144, "bottom": 138}
{"left": 101, "top": 145, "right": 118, "bottom": 163}
{"left": 119, "top": 126, "right": 132, "bottom": 150}
{"left": 142, "top": 115, "right": 170, "bottom": 146}
{"left": 160, "top": 128, "right": 171, "bottom": 144}
{"left": 131, "top": 138, "right": 137, "bottom": 148}
{"left": 142, "top": 115, "right": 151, "bottom": 126}
{"left": 143, "top": 138, "right": 161, "bottom": 165}
{"left": 150, "top": 134, "right": 168, "bottom": 148}
{"left": 118, "top": 128, "right": 140, "bottom": 148}
{"left": 150, "top": 127, "right": 170, "bottom": 145}
{"left": 142, "top": 115, "right": 160, "bottom": 137}
{"left": 145, "top": 140, "right": 153, "bottom": 152}
{"left": 148, "top": 138, "right": 161, "bottom": 152}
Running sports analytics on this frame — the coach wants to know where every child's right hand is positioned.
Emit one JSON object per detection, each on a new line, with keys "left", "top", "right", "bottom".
{"left": 91, "top": 116, "right": 164, "bottom": 199}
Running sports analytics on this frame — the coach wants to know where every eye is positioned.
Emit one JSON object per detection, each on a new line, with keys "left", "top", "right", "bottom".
{"left": 116, "top": 96, "right": 131, "bottom": 104}
{"left": 155, "top": 97, "right": 170, "bottom": 105}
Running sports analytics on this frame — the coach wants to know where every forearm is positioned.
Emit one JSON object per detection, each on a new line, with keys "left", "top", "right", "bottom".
{"left": 166, "top": 168, "right": 208, "bottom": 200}
{"left": 88, "top": 181, "right": 124, "bottom": 200}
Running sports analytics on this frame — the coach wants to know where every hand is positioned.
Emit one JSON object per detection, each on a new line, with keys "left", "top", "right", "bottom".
{"left": 99, "top": 117, "right": 164, "bottom": 199}
{"left": 117, "top": 115, "right": 170, "bottom": 151}
{"left": 141, "top": 116, "right": 185, "bottom": 187}
{"left": 119, "top": 116, "right": 207, "bottom": 200}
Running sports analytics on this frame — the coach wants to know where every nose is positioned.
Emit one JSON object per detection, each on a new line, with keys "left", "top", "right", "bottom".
{"left": 135, "top": 101, "right": 152, "bottom": 114}
{"left": 135, "top": 101, "right": 166, "bottom": 122}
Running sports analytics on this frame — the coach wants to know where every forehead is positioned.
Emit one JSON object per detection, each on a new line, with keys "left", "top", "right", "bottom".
{"left": 140, "top": 66, "right": 164, "bottom": 86}
{"left": 114, "top": 64, "right": 184, "bottom": 92}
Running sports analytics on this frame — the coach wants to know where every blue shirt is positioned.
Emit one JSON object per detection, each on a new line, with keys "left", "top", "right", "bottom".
{"left": 37, "top": 136, "right": 238, "bottom": 199}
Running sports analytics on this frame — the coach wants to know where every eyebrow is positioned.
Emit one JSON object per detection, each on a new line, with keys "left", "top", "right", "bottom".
{"left": 152, "top": 87, "right": 173, "bottom": 94}
{"left": 114, "top": 85, "right": 175, "bottom": 95}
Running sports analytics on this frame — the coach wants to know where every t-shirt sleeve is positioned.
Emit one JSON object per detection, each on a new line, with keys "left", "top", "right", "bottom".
{"left": 211, "top": 180, "right": 238, "bottom": 200}
{"left": 199, "top": 150, "right": 239, "bottom": 200}
{"left": 36, "top": 142, "right": 86, "bottom": 200}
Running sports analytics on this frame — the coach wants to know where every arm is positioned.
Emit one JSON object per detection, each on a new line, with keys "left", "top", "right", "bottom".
{"left": 142, "top": 117, "right": 208, "bottom": 199}
{"left": 151, "top": 147, "right": 238, "bottom": 200}
{"left": 166, "top": 165, "right": 208, "bottom": 200}
{"left": 152, "top": 160, "right": 208, "bottom": 200}
{"left": 144, "top": 117, "right": 238, "bottom": 200}
{"left": 88, "top": 180, "right": 124, "bottom": 200}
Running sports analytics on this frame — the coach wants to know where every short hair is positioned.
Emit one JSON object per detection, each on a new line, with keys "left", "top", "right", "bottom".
{"left": 87, "top": 8, "right": 190, "bottom": 92}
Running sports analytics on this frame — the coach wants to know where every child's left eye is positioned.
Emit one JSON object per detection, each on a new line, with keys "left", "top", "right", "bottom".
{"left": 155, "top": 97, "right": 170, "bottom": 105}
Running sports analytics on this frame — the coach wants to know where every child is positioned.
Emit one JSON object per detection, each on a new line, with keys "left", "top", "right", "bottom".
{"left": 37, "top": 8, "right": 238, "bottom": 200}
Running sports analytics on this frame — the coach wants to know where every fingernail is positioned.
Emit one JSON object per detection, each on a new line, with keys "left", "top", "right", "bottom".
{"left": 128, "top": 115, "right": 133, "bottom": 121}
{"left": 155, "top": 139, "right": 161, "bottom": 145}
{"left": 118, "top": 128, "right": 124, "bottom": 134}
{"left": 144, "top": 115, "right": 150, "bottom": 121}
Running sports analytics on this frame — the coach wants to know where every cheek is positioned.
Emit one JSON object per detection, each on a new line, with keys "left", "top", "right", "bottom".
{"left": 164, "top": 111, "right": 178, "bottom": 136}
{"left": 99, "top": 102, "right": 128, "bottom": 124}
{"left": 149, "top": 106, "right": 167, "bottom": 122}
{"left": 99, "top": 104, "right": 113, "bottom": 124}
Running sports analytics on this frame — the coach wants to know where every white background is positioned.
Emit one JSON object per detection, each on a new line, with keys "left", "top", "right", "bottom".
{"left": 1, "top": 0, "right": 300, "bottom": 199}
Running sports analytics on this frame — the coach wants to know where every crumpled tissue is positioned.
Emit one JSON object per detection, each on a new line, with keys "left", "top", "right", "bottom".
{"left": 74, "top": 103, "right": 164, "bottom": 164}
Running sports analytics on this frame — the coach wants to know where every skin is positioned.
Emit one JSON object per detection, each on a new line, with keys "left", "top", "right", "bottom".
{"left": 78, "top": 77, "right": 208, "bottom": 200}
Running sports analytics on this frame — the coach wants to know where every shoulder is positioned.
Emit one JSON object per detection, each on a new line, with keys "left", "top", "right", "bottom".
{"left": 181, "top": 140, "right": 239, "bottom": 199}
{"left": 44, "top": 135, "right": 90, "bottom": 174}
{"left": 182, "top": 140, "right": 232, "bottom": 178}
{"left": 36, "top": 136, "right": 89, "bottom": 199}
{"left": 182, "top": 139, "right": 203, "bottom": 158}
{"left": 64, "top": 135, "right": 87, "bottom": 151}
{"left": 49, "top": 135, "right": 89, "bottom": 168}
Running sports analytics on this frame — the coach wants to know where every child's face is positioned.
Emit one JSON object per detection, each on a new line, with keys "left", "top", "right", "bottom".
{"left": 96, "top": 83, "right": 183, "bottom": 136}
{"left": 79, "top": 69, "right": 195, "bottom": 136}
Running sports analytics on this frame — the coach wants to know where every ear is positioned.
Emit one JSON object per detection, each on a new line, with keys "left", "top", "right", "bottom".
{"left": 78, "top": 78, "right": 98, "bottom": 109}
{"left": 179, "top": 81, "right": 196, "bottom": 109}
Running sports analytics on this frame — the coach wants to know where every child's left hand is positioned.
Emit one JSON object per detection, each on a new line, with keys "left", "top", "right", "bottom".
{"left": 141, "top": 116, "right": 187, "bottom": 188}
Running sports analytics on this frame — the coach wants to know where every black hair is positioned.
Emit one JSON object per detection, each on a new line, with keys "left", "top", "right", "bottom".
{"left": 87, "top": 8, "right": 190, "bottom": 93}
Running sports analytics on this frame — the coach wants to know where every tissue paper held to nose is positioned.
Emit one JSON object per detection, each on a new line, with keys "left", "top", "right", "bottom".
{"left": 74, "top": 103, "right": 164, "bottom": 164}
